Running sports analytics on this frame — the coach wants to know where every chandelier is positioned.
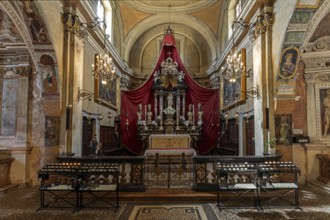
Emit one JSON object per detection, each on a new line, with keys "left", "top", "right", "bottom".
{"left": 92, "top": 52, "right": 116, "bottom": 85}
{"left": 221, "top": 48, "right": 245, "bottom": 83}
{"left": 221, "top": 18, "right": 250, "bottom": 83}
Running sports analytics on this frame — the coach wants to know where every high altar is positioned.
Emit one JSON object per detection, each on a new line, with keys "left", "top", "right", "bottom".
{"left": 136, "top": 56, "right": 202, "bottom": 152}
{"left": 120, "top": 26, "right": 220, "bottom": 155}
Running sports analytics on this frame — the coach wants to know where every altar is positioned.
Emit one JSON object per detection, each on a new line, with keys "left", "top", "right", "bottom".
{"left": 149, "top": 134, "right": 190, "bottom": 149}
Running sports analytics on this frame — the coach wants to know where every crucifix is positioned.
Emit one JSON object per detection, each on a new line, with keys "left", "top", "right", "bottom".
{"left": 167, "top": 51, "right": 172, "bottom": 58}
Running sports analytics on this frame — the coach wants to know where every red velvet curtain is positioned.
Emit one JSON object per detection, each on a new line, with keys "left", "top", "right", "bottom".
{"left": 120, "top": 35, "right": 220, "bottom": 155}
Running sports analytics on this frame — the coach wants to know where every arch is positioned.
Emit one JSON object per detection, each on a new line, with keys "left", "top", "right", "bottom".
{"left": 123, "top": 13, "right": 218, "bottom": 62}
{"left": 0, "top": 2, "right": 38, "bottom": 68}
{"left": 301, "top": 2, "right": 330, "bottom": 48}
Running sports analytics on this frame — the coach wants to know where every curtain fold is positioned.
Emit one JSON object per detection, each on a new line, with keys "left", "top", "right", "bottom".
{"left": 120, "top": 37, "right": 220, "bottom": 155}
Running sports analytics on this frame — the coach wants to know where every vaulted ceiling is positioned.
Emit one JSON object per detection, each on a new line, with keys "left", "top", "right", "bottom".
{"left": 112, "top": 0, "right": 227, "bottom": 80}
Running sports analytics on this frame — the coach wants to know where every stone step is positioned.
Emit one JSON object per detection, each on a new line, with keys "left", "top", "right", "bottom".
{"left": 0, "top": 184, "right": 18, "bottom": 194}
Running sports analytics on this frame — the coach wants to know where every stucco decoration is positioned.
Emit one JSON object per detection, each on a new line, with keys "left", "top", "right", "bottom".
{"left": 0, "top": 1, "right": 38, "bottom": 67}
{"left": 303, "top": 36, "right": 330, "bottom": 52}
{"left": 301, "top": 0, "right": 330, "bottom": 48}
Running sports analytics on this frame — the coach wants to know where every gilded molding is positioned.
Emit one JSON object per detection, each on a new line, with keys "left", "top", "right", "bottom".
{"left": 250, "top": 9, "right": 274, "bottom": 41}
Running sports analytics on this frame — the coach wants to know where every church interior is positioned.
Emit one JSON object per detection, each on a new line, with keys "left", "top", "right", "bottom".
{"left": 1, "top": 0, "right": 330, "bottom": 219}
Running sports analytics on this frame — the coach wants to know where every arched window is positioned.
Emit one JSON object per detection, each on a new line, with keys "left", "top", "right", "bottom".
{"left": 228, "top": 0, "right": 247, "bottom": 38}
{"left": 96, "top": 0, "right": 113, "bottom": 42}
{"left": 103, "top": 1, "right": 112, "bottom": 42}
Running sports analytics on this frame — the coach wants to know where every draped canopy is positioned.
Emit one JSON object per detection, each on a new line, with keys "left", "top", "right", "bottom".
{"left": 120, "top": 32, "right": 220, "bottom": 155}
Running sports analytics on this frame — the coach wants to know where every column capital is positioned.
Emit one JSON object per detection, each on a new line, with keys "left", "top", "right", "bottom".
{"left": 250, "top": 8, "right": 274, "bottom": 41}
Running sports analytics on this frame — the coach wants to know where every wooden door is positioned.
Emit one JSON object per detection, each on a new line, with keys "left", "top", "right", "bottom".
{"left": 245, "top": 115, "right": 255, "bottom": 155}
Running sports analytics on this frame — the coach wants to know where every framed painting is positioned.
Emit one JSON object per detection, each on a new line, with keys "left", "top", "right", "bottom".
{"left": 222, "top": 49, "right": 246, "bottom": 109}
{"left": 94, "top": 73, "right": 119, "bottom": 110}
{"left": 278, "top": 46, "right": 300, "bottom": 80}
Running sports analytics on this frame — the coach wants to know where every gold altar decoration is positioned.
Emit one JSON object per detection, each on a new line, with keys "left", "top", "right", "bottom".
{"left": 149, "top": 134, "right": 190, "bottom": 149}
{"left": 137, "top": 54, "right": 202, "bottom": 151}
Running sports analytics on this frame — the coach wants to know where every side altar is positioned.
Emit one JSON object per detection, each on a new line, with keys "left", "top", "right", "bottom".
{"left": 136, "top": 56, "right": 203, "bottom": 151}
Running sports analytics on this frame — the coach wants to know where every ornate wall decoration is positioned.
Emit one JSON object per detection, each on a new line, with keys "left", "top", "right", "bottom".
{"left": 39, "top": 54, "right": 58, "bottom": 95}
{"left": 45, "top": 116, "right": 60, "bottom": 147}
{"left": 285, "top": 31, "right": 305, "bottom": 44}
{"left": 0, "top": 8, "right": 23, "bottom": 42}
{"left": 275, "top": 115, "right": 292, "bottom": 146}
{"left": 21, "top": 0, "right": 49, "bottom": 43}
{"left": 278, "top": 46, "right": 300, "bottom": 80}
{"left": 303, "top": 36, "right": 330, "bottom": 52}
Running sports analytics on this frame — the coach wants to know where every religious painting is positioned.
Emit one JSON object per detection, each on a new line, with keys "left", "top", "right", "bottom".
{"left": 1, "top": 78, "right": 18, "bottom": 136}
{"left": 94, "top": 73, "right": 119, "bottom": 110}
{"left": 278, "top": 46, "right": 300, "bottom": 80}
{"left": 45, "top": 116, "right": 60, "bottom": 147}
{"left": 40, "top": 54, "right": 58, "bottom": 95}
{"left": 275, "top": 115, "right": 292, "bottom": 146}
{"left": 222, "top": 49, "right": 246, "bottom": 109}
{"left": 320, "top": 88, "right": 330, "bottom": 137}
{"left": 22, "top": 0, "right": 49, "bottom": 42}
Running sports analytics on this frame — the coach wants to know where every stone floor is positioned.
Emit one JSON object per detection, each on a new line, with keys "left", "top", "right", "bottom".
{"left": 0, "top": 183, "right": 330, "bottom": 220}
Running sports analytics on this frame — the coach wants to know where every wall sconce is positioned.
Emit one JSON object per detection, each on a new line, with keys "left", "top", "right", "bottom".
{"left": 234, "top": 85, "right": 260, "bottom": 101}
{"left": 246, "top": 68, "right": 253, "bottom": 77}
{"left": 63, "top": 12, "right": 107, "bottom": 39}
{"left": 77, "top": 87, "right": 94, "bottom": 102}
{"left": 108, "top": 112, "right": 113, "bottom": 123}
{"left": 245, "top": 112, "right": 250, "bottom": 123}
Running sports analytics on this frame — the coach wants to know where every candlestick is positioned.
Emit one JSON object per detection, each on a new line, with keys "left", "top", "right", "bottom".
{"left": 192, "top": 105, "right": 194, "bottom": 124}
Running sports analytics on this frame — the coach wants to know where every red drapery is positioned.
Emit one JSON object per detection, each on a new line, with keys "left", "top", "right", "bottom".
{"left": 120, "top": 33, "right": 220, "bottom": 155}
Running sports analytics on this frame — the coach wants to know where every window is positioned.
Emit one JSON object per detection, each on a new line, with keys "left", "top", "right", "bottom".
{"left": 97, "top": 0, "right": 113, "bottom": 42}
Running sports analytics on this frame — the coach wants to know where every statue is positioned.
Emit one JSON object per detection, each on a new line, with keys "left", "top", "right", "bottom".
{"left": 197, "top": 103, "right": 203, "bottom": 126}
{"left": 147, "top": 104, "right": 153, "bottom": 124}
{"left": 96, "top": 143, "right": 103, "bottom": 155}
{"left": 167, "top": 93, "right": 174, "bottom": 108}
{"left": 89, "top": 134, "right": 98, "bottom": 155}
{"left": 187, "top": 104, "right": 193, "bottom": 125}
{"left": 137, "top": 104, "right": 142, "bottom": 122}
{"left": 323, "top": 89, "right": 330, "bottom": 136}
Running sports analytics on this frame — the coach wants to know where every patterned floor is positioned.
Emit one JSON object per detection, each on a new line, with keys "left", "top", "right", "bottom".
{"left": 0, "top": 184, "right": 330, "bottom": 220}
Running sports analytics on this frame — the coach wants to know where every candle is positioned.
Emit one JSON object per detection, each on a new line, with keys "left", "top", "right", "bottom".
{"left": 145, "top": 105, "right": 147, "bottom": 121}
{"left": 192, "top": 104, "right": 194, "bottom": 124}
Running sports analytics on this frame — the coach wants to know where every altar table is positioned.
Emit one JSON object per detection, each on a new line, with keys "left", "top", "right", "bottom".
{"left": 149, "top": 134, "right": 190, "bottom": 149}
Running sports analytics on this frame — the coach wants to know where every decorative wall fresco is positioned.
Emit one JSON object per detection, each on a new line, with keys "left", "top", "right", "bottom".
{"left": 1, "top": 78, "right": 18, "bottom": 136}
{"left": 0, "top": 9, "right": 22, "bottom": 42}
{"left": 40, "top": 54, "right": 58, "bottom": 95}
{"left": 278, "top": 46, "right": 300, "bottom": 80}
{"left": 22, "top": 0, "right": 49, "bottom": 43}
{"left": 45, "top": 116, "right": 60, "bottom": 147}
{"left": 275, "top": 115, "right": 292, "bottom": 146}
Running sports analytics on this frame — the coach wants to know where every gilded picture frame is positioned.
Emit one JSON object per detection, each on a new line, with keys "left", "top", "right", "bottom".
{"left": 222, "top": 48, "right": 247, "bottom": 109}
{"left": 94, "top": 55, "right": 119, "bottom": 110}
{"left": 278, "top": 46, "right": 300, "bottom": 80}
